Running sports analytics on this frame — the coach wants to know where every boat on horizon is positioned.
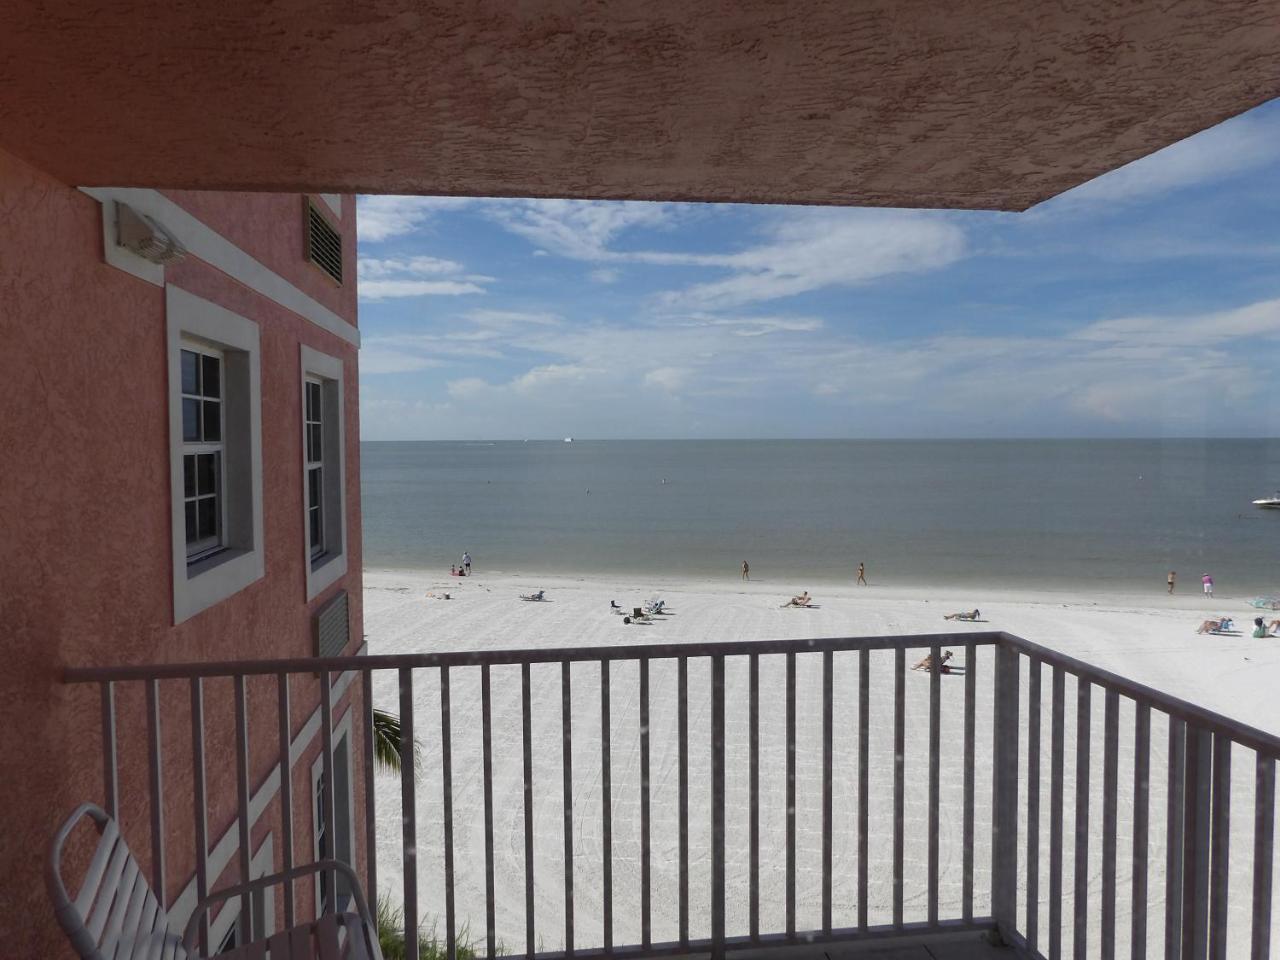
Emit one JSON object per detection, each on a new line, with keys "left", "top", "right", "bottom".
{"left": 564, "top": 437, "right": 574, "bottom": 443}
{"left": 1252, "top": 492, "right": 1280, "bottom": 509}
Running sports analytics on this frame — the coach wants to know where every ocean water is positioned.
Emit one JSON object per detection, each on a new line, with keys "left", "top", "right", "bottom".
{"left": 361, "top": 439, "right": 1280, "bottom": 594}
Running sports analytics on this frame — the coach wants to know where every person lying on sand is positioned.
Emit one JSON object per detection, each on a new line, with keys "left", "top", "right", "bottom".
{"left": 943, "top": 609, "right": 980, "bottom": 621}
{"left": 1197, "top": 617, "right": 1234, "bottom": 634}
{"left": 912, "top": 650, "right": 954, "bottom": 673}
{"left": 781, "top": 591, "right": 813, "bottom": 608}
{"left": 520, "top": 590, "right": 546, "bottom": 601}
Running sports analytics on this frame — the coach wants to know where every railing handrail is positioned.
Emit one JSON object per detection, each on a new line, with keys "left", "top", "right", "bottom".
{"left": 61, "top": 631, "right": 1005, "bottom": 683}
{"left": 63, "top": 628, "right": 1280, "bottom": 756}
{"left": 1000, "top": 632, "right": 1280, "bottom": 758}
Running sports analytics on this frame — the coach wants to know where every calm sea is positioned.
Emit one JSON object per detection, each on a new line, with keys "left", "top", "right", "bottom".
{"left": 361, "top": 440, "right": 1280, "bottom": 594}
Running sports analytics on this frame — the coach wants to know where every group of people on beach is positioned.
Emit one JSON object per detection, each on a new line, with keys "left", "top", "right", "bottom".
{"left": 449, "top": 551, "right": 473, "bottom": 577}
{"left": 741, "top": 560, "right": 869, "bottom": 585}
{"left": 1168, "top": 571, "right": 1214, "bottom": 596}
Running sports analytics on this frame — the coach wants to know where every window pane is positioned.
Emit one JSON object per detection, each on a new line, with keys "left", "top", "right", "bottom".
{"left": 182, "top": 398, "right": 200, "bottom": 441}
{"left": 308, "top": 466, "right": 322, "bottom": 508}
{"left": 202, "top": 400, "right": 222, "bottom": 442}
{"left": 183, "top": 455, "right": 196, "bottom": 498}
{"left": 310, "top": 506, "right": 322, "bottom": 551}
{"left": 197, "top": 496, "right": 219, "bottom": 541}
{"left": 184, "top": 501, "right": 198, "bottom": 543}
{"left": 197, "top": 453, "right": 218, "bottom": 496}
{"left": 307, "top": 381, "right": 321, "bottom": 421}
{"left": 202, "top": 354, "right": 221, "bottom": 399}
{"left": 181, "top": 350, "right": 199, "bottom": 395}
{"left": 309, "top": 423, "right": 323, "bottom": 462}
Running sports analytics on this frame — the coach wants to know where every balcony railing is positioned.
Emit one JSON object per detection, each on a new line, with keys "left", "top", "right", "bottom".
{"left": 65, "top": 632, "right": 1278, "bottom": 959}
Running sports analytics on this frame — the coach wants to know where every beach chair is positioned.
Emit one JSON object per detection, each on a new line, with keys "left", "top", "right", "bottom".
{"left": 644, "top": 599, "right": 665, "bottom": 615}
{"left": 610, "top": 600, "right": 625, "bottom": 614}
{"left": 48, "top": 803, "right": 383, "bottom": 960}
{"left": 520, "top": 590, "right": 546, "bottom": 601}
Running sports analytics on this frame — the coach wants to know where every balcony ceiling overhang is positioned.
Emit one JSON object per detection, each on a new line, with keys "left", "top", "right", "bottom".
{"left": 2, "top": 1, "right": 1278, "bottom": 211}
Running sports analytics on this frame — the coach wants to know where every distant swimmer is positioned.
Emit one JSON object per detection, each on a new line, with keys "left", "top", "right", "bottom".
{"left": 742, "top": 560, "right": 750, "bottom": 581}
{"left": 857, "top": 562, "right": 867, "bottom": 586}
{"left": 1167, "top": 571, "right": 1176, "bottom": 594}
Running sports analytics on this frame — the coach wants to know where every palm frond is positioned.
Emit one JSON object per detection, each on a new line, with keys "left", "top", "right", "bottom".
{"left": 373, "top": 707, "right": 407, "bottom": 775}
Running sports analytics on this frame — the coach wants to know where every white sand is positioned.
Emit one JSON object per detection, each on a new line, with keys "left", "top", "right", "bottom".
{"left": 364, "top": 568, "right": 1280, "bottom": 957}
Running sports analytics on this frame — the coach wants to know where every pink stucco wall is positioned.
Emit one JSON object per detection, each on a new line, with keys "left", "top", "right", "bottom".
{"left": 0, "top": 147, "right": 364, "bottom": 957}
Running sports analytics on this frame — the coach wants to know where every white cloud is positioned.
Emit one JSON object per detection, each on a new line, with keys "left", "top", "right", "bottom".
{"left": 656, "top": 210, "right": 966, "bottom": 310}
{"left": 356, "top": 196, "right": 479, "bottom": 242}
{"left": 643, "top": 366, "right": 692, "bottom": 393}
{"left": 590, "top": 268, "right": 621, "bottom": 284}
{"left": 357, "top": 255, "right": 491, "bottom": 300}
{"left": 490, "top": 199, "right": 677, "bottom": 259}
{"left": 1073, "top": 297, "right": 1280, "bottom": 348}
{"left": 358, "top": 348, "right": 442, "bottom": 375}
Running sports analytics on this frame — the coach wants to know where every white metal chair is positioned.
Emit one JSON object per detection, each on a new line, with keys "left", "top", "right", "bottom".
{"left": 49, "top": 803, "right": 384, "bottom": 960}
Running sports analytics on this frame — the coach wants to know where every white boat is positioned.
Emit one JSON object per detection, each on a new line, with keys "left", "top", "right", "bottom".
{"left": 564, "top": 437, "right": 574, "bottom": 443}
{"left": 1252, "top": 492, "right": 1280, "bottom": 509}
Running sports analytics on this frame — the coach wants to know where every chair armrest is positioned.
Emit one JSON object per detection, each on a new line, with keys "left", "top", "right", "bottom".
{"left": 182, "top": 859, "right": 377, "bottom": 951}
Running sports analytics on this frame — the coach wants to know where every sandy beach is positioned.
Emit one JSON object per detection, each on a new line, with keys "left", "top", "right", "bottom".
{"left": 364, "top": 568, "right": 1280, "bottom": 957}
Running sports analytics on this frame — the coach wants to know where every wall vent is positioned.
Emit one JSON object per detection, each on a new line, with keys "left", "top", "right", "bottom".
{"left": 305, "top": 200, "right": 343, "bottom": 284}
{"left": 314, "top": 589, "right": 350, "bottom": 658}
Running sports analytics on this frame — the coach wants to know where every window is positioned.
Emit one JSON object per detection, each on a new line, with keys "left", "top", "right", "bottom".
{"left": 312, "top": 720, "right": 354, "bottom": 915}
{"left": 181, "top": 346, "right": 225, "bottom": 562}
{"left": 305, "top": 378, "right": 325, "bottom": 560}
{"left": 167, "top": 286, "right": 264, "bottom": 624}
{"left": 301, "top": 346, "right": 347, "bottom": 600}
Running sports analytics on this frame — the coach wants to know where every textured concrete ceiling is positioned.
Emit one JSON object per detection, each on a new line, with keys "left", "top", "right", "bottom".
{"left": 2, "top": 1, "right": 1278, "bottom": 210}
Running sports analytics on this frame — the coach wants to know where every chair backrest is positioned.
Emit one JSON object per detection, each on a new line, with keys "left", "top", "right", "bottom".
{"left": 48, "top": 803, "right": 190, "bottom": 960}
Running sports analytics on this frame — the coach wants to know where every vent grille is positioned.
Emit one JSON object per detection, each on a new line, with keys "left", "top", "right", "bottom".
{"left": 306, "top": 200, "right": 343, "bottom": 284}
{"left": 314, "top": 589, "right": 350, "bottom": 658}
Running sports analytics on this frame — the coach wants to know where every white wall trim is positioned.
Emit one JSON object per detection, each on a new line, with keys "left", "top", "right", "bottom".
{"left": 80, "top": 187, "right": 359, "bottom": 347}
{"left": 301, "top": 345, "right": 348, "bottom": 601}
{"left": 167, "top": 651, "right": 364, "bottom": 933}
{"left": 167, "top": 286, "right": 265, "bottom": 624}
{"left": 208, "top": 832, "right": 276, "bottom": 947}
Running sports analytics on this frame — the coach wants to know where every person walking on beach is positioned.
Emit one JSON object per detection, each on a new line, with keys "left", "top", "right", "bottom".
{"left": 857, "top": 562, "right": 867, "bottom": 585}
{"left": 741, "top": 560, "right": 750, "bottom": 581}
{"left": 463, "top": 551, "right": 472, "bottom": 575}
{"left": 1202, "top": 572, "right": 1214, "bottom": 598}
{"left": 1167, "top": 571, "right": 1176, "bottom": 594}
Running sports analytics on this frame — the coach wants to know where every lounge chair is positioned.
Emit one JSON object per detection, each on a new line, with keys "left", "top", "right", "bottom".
{"left": 611, "top": 600, "right": 625, "bottom": 614}
{"left": 943, "top": 609, "right": 980, "bottom": 621}
{"left": 520, "top": 590, "right": 546, "bottom": 601}
{"left": 644, "top": 599, "right": 665, "bottom": 615}
{"left": 913, "top": 650, "right": 954, "bottom": 673}
{"left": 48, "top": 803, "right": 383, "bottom": 960}
{"left": 1196, "top": 618, "right": 1234, "bottom": 634}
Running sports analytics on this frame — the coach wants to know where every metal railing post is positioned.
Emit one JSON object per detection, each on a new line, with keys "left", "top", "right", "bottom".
{"left": 711, "top": 655, "right": 726, "bottom": 960}
{"left": 991, "top": 642, "right": 1020, "bottom": 941}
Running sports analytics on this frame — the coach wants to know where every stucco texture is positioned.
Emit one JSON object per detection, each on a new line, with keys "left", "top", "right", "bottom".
{"left": 0, "top": 148, "right": 365, "bottom": 956}
{"left": 1, "top": 1, "right": 1278, "bottom": 210}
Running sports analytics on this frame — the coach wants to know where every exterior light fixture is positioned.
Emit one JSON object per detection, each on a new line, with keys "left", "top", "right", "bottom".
{"left": 115, "top": 201, "right": 187, "bottom": 265}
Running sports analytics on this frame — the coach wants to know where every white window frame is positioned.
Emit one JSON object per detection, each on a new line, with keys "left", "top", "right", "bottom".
{"left": 167, "top": 286, "right": 264, "bottom": 624}
{"left": 181, "top": 343, "right": 227, "bottom": 562}
{"left": 208, "top": 833, "right": 275, "bottom": 951}
{"left": 300, "top": 345, "right": 347, "bottom": 600}
{"left": 311, "top": 709, "right": 355, "bottom": 917}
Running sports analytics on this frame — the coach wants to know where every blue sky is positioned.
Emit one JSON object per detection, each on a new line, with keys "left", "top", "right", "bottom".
{"left": 357, "top": 99, "right": 1280, "bottom": 440}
